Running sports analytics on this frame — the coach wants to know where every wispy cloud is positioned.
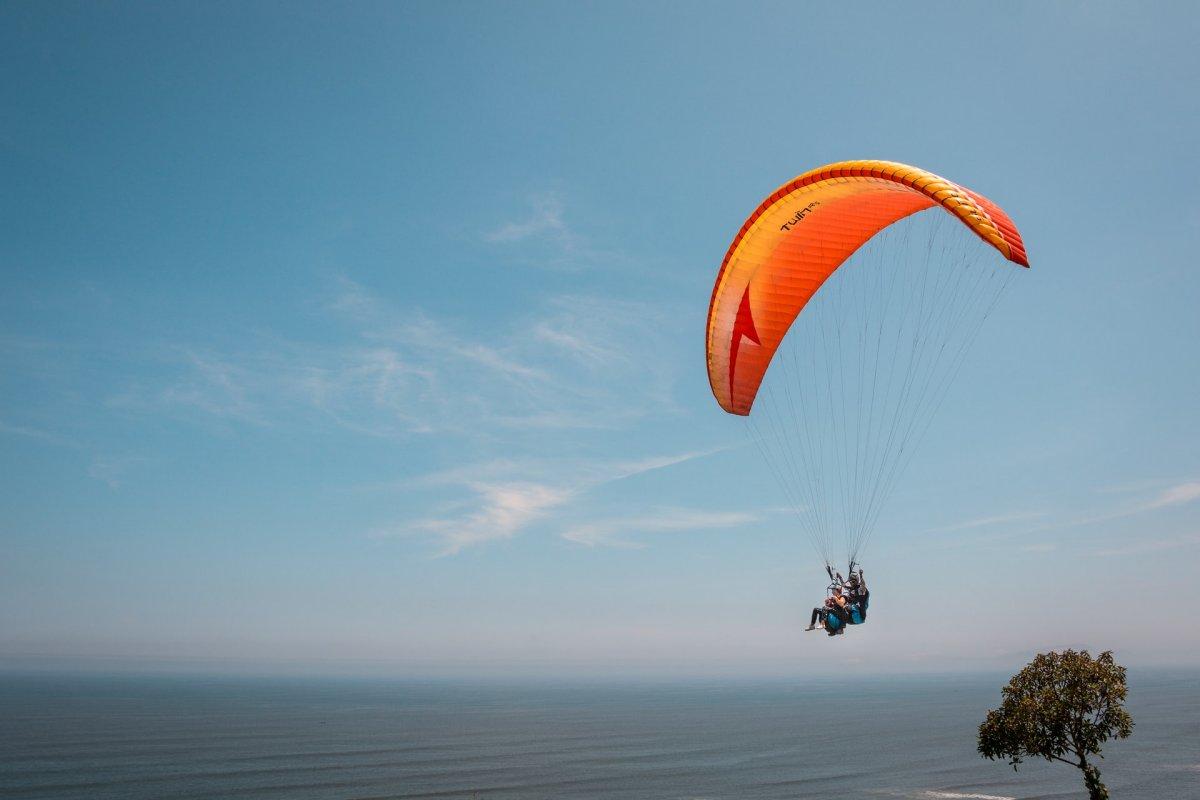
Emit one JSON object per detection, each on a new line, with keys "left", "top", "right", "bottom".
{"left": 413, "top": 448, "right": 725, "bottom": 490}
{"left": 87, "top": 455, "right": 149, "bottom": 489}
{"left": 336, "top": 275, "right": 720, "bottom": 552}
{"left": 607, "top": 450, "right": 726, "bottom": 481}
{"left": 1053, "top": 478, "right": 1200, "bottom": 529}
{"left": 109, "top": 282, "right": 680, "bottom": 439}
{"left": 562, "top": 508, "right": 758, "bottom": 548}
{"left": 0, "top": 419, "right": 79, "bottom": 448}
{"left": 484, "top": 193, "right": 623, "bottom": 271}
{"left": 1143, "top": 481, "right": 1200, "bottom": 511}
{"left": 486, "top": 193, "right": 572, "bottom": 246}
{"left": 109, "top": 342, "right": 439, "bottom": 437}
{"left": 927, "top": 510, "right": 1047, "bottom": 533}
{"left": 155, "top": 352, "right": 265, "bottom": 424}
{"left": 1094, "top": 533, "right": 1200, "bottom": 558}
{"left": 936, "top": 479, "right": 1200, "bottom": 547}
{"left": 389, "top": 482, "right": 574, "bottom": 555}
{"left": 387, "top": 449, "right": 727, "bottom": 554}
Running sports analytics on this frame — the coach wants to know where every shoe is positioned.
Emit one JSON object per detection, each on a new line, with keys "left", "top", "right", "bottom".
{"left": 804, "top": 624, "right": 818, "bottom": 631}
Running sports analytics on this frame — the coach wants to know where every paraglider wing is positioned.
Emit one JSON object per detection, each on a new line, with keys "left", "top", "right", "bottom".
{"left": 706, "top": 160, "right": 1029, "bottom": 416}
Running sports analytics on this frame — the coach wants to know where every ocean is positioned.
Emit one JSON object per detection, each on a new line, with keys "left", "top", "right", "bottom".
{"left": 0, "top": 671, "right": 1196, "bottom": 799}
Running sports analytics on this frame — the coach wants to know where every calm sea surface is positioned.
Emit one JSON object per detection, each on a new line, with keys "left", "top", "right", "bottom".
{"left": 0, "top": 671, "right": 1196, "bottom": 800}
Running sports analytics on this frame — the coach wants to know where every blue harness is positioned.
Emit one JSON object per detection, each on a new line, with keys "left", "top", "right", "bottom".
{"left": 846, "top": 593, "right": 869, "bottom": 625}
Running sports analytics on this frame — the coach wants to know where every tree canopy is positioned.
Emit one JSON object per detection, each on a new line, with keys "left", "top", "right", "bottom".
{"left": 978, "top": 649, "right": 1133, "bottom": 800}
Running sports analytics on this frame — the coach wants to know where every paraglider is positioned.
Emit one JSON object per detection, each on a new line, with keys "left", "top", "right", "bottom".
{"left": 806, "top": 564, "right": 868, "bottom": 636}
{"left": 705, "top": 160, "right": 1028, "bottom": 636}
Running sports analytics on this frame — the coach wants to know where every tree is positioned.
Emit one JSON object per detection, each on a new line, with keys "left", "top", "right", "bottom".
{"left": 978, "top": 650, "right": 1133, "bottom": 800}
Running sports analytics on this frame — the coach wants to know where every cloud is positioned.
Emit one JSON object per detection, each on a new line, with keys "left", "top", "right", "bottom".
{"left": 927, "top": 511, "right": 1047, "bottom": 533}
{"left": 342, "top": 288, "right": 678, "bottom": 433}
{"left": 414, "top": 448, "right": 723, "bottom": 490}
{"left": 1143, "top": 481, "right": 1200, "bottom": 511}
{"left": 562, "top": 508, "right": 758, "bottom": 548}
{"left": 109, "top": 282, "right": 679, "bottom": 440}
{"left": 532, "top": 323, "right": 613, "bottom": 366}
{"left": 60, "top": 276, "right": 704, "bottom": 556}
{"left": 393, "top": 482, "right": 575, "bottom": 556}
{"left": 486, "top": 193, "right": 571, "bottom": 245}
{"left": 607, "top": 449, "right": 727, "bottom": 481}
{"left": 938, "top": 479, "right": 1200, "bottom": 547}
{"left": 0, "top": 420, "right": 78, "bottom": 448}
{"left": 1055, "top": 479, "right": 1200, "bottom": 529}
{"left": 109, "top": 342, "right": 439, "bottom": 437}
{"left": 87, "top": 455, "right": 149, "bottom": 489}
{"left": 155, "top": 352, "right": 264, "bottom": 424}
{"left": 483, "top": 193, "right": 624, "bottom": 271}
{"left": 1094, "top": 533, "right": 1200, "bottom": 558}
{"left": 388, "top": 449, "right": 726, "bottom": 554}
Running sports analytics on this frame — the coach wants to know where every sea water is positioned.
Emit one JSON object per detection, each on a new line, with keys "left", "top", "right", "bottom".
{"left": 0, "top": 671, "right": 1196, "bottom": 799}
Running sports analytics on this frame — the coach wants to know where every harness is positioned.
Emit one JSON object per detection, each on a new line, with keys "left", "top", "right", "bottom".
{"left": 822, "top": 562, "right": 867, "bottom": 630}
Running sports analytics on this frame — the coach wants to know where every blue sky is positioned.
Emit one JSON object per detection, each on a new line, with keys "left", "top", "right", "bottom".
{"left": 2, "top": 1, "right": 1199, "bottom": 677}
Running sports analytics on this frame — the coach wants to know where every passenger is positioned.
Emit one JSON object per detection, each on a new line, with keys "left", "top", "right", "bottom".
{"left": 805, "top": 598, "right": 828, "bottom": 631}
{"left": 824, "top": 594, "right": 849, "bottom": 635}
{"left": 806, "top": 594, "right": 849, "bottom": 634}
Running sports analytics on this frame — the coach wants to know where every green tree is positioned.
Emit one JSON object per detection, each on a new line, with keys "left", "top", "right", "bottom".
{"left": 978, "top": 650, "right": 1133, "bottom": 799}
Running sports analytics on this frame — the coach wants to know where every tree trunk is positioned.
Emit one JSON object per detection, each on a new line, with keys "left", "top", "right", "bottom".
{"left": 1081, "top": 762, "right": 1108, "bottom": 800}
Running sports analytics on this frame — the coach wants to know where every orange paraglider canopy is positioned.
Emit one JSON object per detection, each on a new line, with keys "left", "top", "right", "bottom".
{"left": 706, "top": 160, "right": 1029, "bottom": 415}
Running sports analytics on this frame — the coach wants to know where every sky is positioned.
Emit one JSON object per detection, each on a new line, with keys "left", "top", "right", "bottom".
{"left": 2, "top": 1, "right": 1199, "bottom": 678}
